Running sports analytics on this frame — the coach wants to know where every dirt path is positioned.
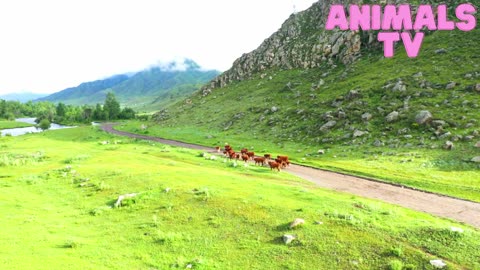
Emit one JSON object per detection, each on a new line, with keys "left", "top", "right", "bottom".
{"left": 101, "top": 123, "right": 480, "bottom": 228}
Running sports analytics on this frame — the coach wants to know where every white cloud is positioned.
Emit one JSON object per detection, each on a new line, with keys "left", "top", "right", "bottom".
{"left": 0, "top": 0, "right": 317, "bottom": 94}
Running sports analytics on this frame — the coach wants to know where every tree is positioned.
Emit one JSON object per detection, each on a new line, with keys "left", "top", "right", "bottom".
{"left": 104, "top": 92, "right": 121, "bottom": 120}
{"left": 56, "top": 102, "right": 66, "bottom": 117}
{"left": 39, "top": 119, "right": 51, "bottom": 130}
{"left": 119, "top": 107, "right": 136, "bottom": 119}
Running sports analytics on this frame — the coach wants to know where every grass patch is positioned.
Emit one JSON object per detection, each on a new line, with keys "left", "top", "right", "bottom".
{"left": 0, "top": 127, "right": 479, "bottom": 269}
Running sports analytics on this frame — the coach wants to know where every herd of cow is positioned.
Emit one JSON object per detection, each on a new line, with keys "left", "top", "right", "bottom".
{"left": 215, "top": 144, "right": 290, "bottom": 171}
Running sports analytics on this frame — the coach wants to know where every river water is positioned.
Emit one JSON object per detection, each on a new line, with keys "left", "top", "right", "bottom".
{"left": 1, "top": 118, "right": 76, "bottom": 137}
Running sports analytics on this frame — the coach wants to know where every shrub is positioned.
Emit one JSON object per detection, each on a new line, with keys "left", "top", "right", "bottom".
{"left": 388, "top": 259, "right": 404, "bottom": 270}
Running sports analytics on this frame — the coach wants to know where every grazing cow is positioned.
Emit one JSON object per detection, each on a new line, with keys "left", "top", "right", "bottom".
{"left": 264, "top": 154, "right": 271, "bottom": 160}
{"left": 246, "top": 151, "right": 255, "bottom": 160}
{"left": 241, "top": 154, "right": 249, "bottom": 162}
{"left": 277, "top": 155, "right": 290, "bottom": 167}
{"left": 254, "top": 157, "right": 266, "bottom": 166}
{"left": 275, "top": 158, "right": 288, "bottom": 168}
{"left": 228, "top": 151, "right": 237, "bottom": 159}
{"left": 235, "top": 153, "right": 241, "bottom": 160}
{"left": 215, "top": 146, "right": 221, "bottom": 152}
{"left": 268, "top": 161, "right": 281, "bottom": 171}
{"left": 240, "top": 148, "right": 248, "bottom": 154}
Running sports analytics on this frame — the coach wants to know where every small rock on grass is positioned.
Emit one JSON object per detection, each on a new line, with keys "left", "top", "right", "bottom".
{"left": 289, "top": 218, "right": 305, "bottom": 229}
{"left": 283, "top": 234, "right": 295, "bottom": 244}
{"left": 430, "top": 259, "right": 447, "bottom": 269}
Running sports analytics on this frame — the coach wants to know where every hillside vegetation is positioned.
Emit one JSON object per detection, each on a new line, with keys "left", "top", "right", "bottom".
{"left": 118, "top": 28, "right": 479, "bottom": 201}
{"left": 1, "top": 127, "right": 479, "bottom": 269}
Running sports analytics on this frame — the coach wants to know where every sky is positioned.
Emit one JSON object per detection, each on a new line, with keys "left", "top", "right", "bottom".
{"left": 0, "top": 0, "right": 318, "bottom": 95}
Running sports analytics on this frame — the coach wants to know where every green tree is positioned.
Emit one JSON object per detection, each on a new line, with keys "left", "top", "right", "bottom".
{"left": 56, "top": 102, "right": 66, "bottom": 117}
{"left": 104, "top": 92, "right": 121, "bottom": 120}
{"left": 119, "top": 107, "right": 136, "bottom": 119}
{"left": 38, "top": 119, "right": 51, "bottom": 130}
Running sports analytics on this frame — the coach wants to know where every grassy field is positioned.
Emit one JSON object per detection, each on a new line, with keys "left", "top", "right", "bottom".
{"left": 116, "top": 121, "right": 480, "bottom": 203}
{"left": 0, "top": 120, "right": 33, "bottom": 129}
{"left": 1, "top": 127, "right": 479, "bottom": 269}
{"left": 114, "top": 29, "right": 480, "bottom": 203}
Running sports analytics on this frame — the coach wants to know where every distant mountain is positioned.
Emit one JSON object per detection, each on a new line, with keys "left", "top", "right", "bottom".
{"left": 0, "top": 92, "right": 48, "bottom": 102}
{"left": 37, "top": 59, "right": 220, "bottom": 110}
{"left": 37, "top": 74, "right": 130, "bottom": 105}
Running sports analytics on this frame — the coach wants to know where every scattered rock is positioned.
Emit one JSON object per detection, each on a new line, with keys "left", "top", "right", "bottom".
{"left": 314, "top": 221, "right": 324, "bottom": 225}
{"left": 435, "top": 48, "right": 447, "bottom": 54}
{"left": 430, "top": 259, "right": 447, "bottom": 269}
{"left": 318, "top": 149, "right": 325, "bottom": 155}
{"left": 346, "top": 89, "right": 361, "bottom": 100}
{"left": 415, "top": 110, "right": 433, "bottom": 125}
{"left": 164, "top": 187, "right": 171, "bottom": 193}
{"left": 271, "top": 106, "right": 279, "bottom": 113}
{"left": 439, "top": 132, "right": 452, "bottom": 139}
{"left": 283, "top": 234, "right": 296, "bottom": 244}
{"left": 353, "top": 130, "right": 368, "bottom": 138}
{"left": 413, "top": 72, "right": 423, "bottom": 78}
{"left": 450, "top": 227, "right": 464, "bottom": 233}
{"left": 320, "top": 121, "right": 337, "bottom": 132}
{"left": 392, "top": 81, "right": 407, "bottom": 92}
{"left": 361, "top": 112, "right": 372, "bottom": 122}
{"left": 464, "top": 136, "right": 474, "bottom": 141}
{"left": 444, "top": 141, "right": 454, "bottom": 150}
{"left": 289, "top": 218, "right": 305, "bottom": 229}
{"left": 445, "top": 82, "right": 456, "bottom": 90}
{"left": 114, "top": 193, "right": 137, "bottom": 208}
{"left": 385, "top": 111, "right": 399, "bottom": 123}
{"left": 475, "top": 141, "right": 480, "bottom": 148}
{"left": 472, "top": 156, "right": 480, "bottom": 163}
{"left": 431, "top": 120, "right": 446, "bottom": 128}
{"left": 373, "top": 139, "right": 384, "bottom": 147}
{"left": 475, "top": 83, "right": 480, "bottom": 92}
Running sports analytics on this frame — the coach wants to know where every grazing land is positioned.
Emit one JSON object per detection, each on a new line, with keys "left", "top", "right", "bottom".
{"left": 1, "top": 127, "right": 479, "bottom": 269}
{"left": 0, "top": 120, "right": 33, "bottom": 129}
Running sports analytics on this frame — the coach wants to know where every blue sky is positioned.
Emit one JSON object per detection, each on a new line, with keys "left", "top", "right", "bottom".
{"left": 0, "top": 0, "right": 317, "bottom": 94}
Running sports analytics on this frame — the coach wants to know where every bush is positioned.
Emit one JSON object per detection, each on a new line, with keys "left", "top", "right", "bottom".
{"left": 388, "top": 259, "right": 404, "bottom": 270}
{"left": 39, "top": 119, "right": 51, "bottom": 130}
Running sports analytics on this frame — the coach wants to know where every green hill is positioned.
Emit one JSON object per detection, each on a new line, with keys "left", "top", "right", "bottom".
{"left": 38, "top": 59, "right": 220, "bottom": 110}
{"left": 118, "top": 1, "right": 480, "bottom": 201}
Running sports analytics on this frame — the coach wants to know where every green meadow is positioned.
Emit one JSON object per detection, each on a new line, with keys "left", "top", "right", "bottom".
{"left": 1, "top": 127, "right": 479, "bottom": 269}
{"left": 117, "top": 122, "right": 480, "bottom": 203}
{"left": 0, "top": 120, "right": 33, "bottom": 129}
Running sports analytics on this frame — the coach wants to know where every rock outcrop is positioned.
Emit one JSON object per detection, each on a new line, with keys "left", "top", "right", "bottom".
{"left": 201, "top": 0, "right": 380, "bottom": 96}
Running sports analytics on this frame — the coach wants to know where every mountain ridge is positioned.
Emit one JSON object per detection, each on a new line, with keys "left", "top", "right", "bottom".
{"left": 38, "top": 59, "right": 220, "bottom": 109}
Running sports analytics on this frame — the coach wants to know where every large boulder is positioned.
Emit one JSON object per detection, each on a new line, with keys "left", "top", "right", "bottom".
{"left": 320, "top": 120, "right": 337, "bottom": 132}
{"left": 415, "top": 110, "right": 433, "bottom": 125}
{"left": 472, "top": 156, "right": 480, "bottom": 163}
{"left": 385, "top": 111, "right": 399, "bottom": 123}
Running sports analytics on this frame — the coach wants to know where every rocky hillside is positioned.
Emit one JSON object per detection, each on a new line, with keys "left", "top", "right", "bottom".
{"left": 155, "top": 0, "right": 479, "bottom": 161}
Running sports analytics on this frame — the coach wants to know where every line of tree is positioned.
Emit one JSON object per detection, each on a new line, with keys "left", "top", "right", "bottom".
{"left": 0, "top": 92, "right": 136, "bottom": 124}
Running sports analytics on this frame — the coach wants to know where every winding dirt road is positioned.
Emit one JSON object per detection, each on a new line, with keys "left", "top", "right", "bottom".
{"left": 101, "top": 123, "right": 480, "bottom": 228}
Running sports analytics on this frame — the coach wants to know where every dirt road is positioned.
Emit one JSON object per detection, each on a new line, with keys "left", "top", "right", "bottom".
{"left": 101, "top": 123, "right": 480, "bottom": 228}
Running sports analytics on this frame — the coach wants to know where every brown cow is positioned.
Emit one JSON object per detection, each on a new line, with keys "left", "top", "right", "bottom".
{"left": 275, "top": 158, "right": 288, "bottom": 168}
{"left": 264, "top": 154, "right": 271, "bottom": 160}
{"left": 277, "top": 155, "right": 290, "bottom": 167}
{"left": 215, "top": 146, "right": 221, "bottom": 152}
{"left": 241, "top": 154, "right": 249, "bottom": 162}
{"left": 240, "top": 148, "right": 248, "bottom": 154}
{"left": 268, "top": 161, "right": 281, "bottom": 171}
{"left": 253, "top": 157, "right": 266, "bottom": 166}
{"left": 246, "top": 151, "right": 255, "bottom": 160}
{"left": 228, "top": 151, "right": 236, "bottom": 159}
